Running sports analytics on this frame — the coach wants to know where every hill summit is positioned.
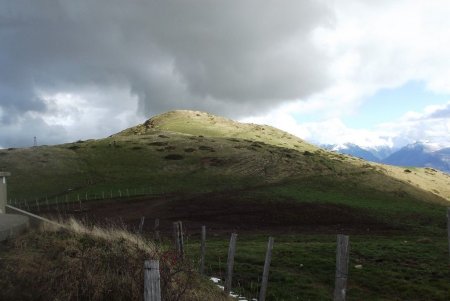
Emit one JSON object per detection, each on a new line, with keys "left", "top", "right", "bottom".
{"left": 1, "top": 110, "right": 450, "bottom": 205}
{"left": 117, "top": 110, "right": 317, "bottom": 152}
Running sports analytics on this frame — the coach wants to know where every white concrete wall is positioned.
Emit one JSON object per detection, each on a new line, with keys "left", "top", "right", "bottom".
{"left": 0, "top": 176, "right": 6, "bottom": 214}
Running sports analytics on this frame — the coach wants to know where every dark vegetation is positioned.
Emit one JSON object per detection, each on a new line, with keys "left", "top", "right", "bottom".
{"left": 198, "top": 146, "right": 215, "bottom": 152}
{"left": 164, "top": 154, "right": 184, "bottom": 160}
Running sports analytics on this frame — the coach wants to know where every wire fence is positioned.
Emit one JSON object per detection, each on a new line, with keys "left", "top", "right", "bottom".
{"left": 7, "top": 185, "right": 168, "bottom": 214}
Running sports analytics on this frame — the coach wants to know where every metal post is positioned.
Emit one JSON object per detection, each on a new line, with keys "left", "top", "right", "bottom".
{"left": 154, "top": 219, "right": 160, "bottom": 241}
{"left": 139, "top": 216, "right": 145, "bottom": 234}
{"left": 224, "top": 233, "right": 238, "bottom": 296}
{"left": 177, "top": 221, "right": 184, "bottom": 259}
{"left": 259, "top": 237, "right": 274, "bottom": 301}
{"left": 200, "top": 225, "right": 206, "bottom": 275}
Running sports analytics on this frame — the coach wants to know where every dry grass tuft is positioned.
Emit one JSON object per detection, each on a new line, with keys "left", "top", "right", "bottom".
{"left": 0, "top": 218, "right": 229, "bottom": 301}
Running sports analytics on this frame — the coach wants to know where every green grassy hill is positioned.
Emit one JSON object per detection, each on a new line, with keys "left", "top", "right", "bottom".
{"left": 1, "top": 110, "right": 449, "bottom": 205}
{"left": 1, "top": 110, "right": 450, "bottom": 300}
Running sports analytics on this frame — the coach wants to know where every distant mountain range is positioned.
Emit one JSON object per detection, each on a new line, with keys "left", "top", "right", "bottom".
{"left": 322, "top": 142, "right": 450, "bottom": 173}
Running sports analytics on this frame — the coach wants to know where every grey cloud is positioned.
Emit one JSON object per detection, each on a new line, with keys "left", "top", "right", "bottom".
{"left": 0, "top": 0, "right": 333, "bottom": 147}
{"left": 0, "top": 115, "right": 67, "bottom": 148}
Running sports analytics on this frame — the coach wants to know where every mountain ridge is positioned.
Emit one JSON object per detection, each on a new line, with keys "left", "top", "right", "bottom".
{"left": 326, "top": 141, "right": 450, "bottom": 173}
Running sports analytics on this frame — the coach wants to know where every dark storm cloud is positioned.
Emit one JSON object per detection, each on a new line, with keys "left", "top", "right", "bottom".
{"left": 0, "top": 0, "right": 333, "bottom": 147}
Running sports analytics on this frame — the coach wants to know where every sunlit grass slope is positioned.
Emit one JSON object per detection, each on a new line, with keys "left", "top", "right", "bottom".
{"left": 0, "top": 110, "right": 449, "bottom": 205}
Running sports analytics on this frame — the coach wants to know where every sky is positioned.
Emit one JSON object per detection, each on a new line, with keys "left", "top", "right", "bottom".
{"left": 1, "top": 0, "right": 450, "bottom": 149}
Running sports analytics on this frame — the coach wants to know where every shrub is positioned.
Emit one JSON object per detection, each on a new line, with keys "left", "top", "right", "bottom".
{"left": 227, "top": 138, "right": 240, "bottom": 142}
{"left": 149, "top": 142, "right": 168, "bottom": 146}
{"left": 198, "top": 146, "right": 215, "bottom": 152}
{"left": 164, "top": 154, "right": 184, "bottom": 160}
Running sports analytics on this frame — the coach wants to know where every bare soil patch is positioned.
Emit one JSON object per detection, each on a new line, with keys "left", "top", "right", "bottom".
{"left": 55, "top": 191, "right": 395, "bottom": 235}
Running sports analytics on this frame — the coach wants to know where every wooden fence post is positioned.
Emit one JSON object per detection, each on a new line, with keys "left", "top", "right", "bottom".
{"left": 224, "top": 233, "right": 238, "bottom": 296}
{"left": 144, "top": 260, "right": 161, "bottom": 301}
{"left": 259, "top": 236, "right": 274, "bottom": 301}
{"left": 334, "top": 234, "right": 350, "bottom": 301}
{"left": 139, "top": 216, "right": 145, "bottom": 234}
{"left": 200, "top": 225, "right": 206, "bottom": 275}
{"left": 36, "top": 199, "right": 40, "bottom": 213}
{"left": 173, "top": 222, "right": 180, "bottom": 251}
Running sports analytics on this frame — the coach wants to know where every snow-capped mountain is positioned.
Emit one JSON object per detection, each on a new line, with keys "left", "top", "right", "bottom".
{"left": 322, "top": 143, "right": 394, "bottom": 163}
{"left": 322, "top": 141, "right": 450, "bottom": 173}
{"left": 382, "top": 142, "right": 450, "bottom": 172}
